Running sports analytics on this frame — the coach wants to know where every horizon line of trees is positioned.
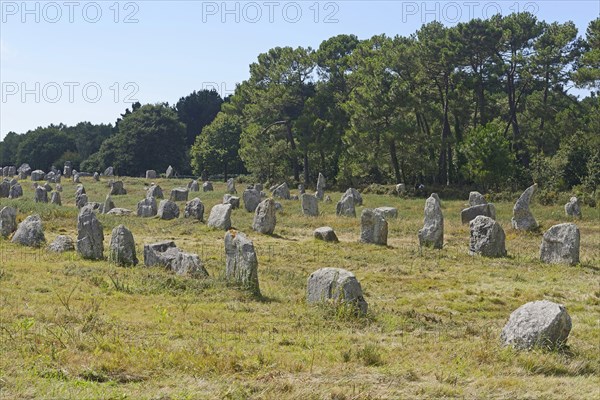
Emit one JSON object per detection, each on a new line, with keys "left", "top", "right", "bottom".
{"left": 1, "top": 14, "right": 598, "bottom": 193}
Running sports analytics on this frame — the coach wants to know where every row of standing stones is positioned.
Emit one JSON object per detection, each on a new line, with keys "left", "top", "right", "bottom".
{"left": 1, "top": 164, "right": 586, "bottom": 350}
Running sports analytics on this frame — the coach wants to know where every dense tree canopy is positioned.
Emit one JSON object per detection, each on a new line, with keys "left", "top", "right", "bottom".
{"left": 2, "top": 15, "right": 598, "bottom": 193}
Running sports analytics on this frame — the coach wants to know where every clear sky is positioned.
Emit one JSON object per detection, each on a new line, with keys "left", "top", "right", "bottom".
{"left": 1, "top": 0, "right": 598, "bottom": 140}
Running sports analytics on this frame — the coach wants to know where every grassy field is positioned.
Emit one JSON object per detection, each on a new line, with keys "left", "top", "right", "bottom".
{"left": 0, "top": 176, "right": 598, "bottom": 399}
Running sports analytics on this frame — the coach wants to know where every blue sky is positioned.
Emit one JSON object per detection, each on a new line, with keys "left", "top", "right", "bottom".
{"left": 1, "top": 0, "right": 598, "bottom": 140}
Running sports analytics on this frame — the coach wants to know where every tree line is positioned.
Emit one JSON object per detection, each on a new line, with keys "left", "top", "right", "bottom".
{"left": 1, "top": 14, "right": 598, "bottom": 193}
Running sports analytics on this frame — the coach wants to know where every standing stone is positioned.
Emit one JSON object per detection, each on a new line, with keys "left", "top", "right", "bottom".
{"left": 252, "top": 198, "right": 276, "bottom": 234}
{"left": 418, "top": 195, "right": 444, "bottom": 249}
{"left": 108, "top": 225, "right": 138, "bottom": 266}
{"left": 157, "top": 200, "right": 180, "bottom": 220}
{"left": 103, "top": 195, "right": 115, "bottom": 214}
{"left": 34, "top": 187, "right": 48, "bottom": 203}
{"left": 11, "top": 184, "right": 29, "bottom": 198}
{"left": 469, "top": 191, "right": 487, "bottom": 206}
{"left": 540, "top": 223, "right": 580, "bottom": 265}
{"left": 224, "top": 230, "right": 260, "bottom": 294}
{"left": 55, "top": 184, "right": 62, "bottom": 193}
{"left": 564, "top": 197, "right": 582, "bottom": 218}
{"left": 63, "top": 162, "right": 73, "bottom": 178}
{"left": 298, "top": 184, "right": 305, "bottom": 195}
{"left": 165, "top": 165, "right": 174, "bottom": 178}
{"left": 170, "top": 188, "right": 189, "bottom": 202}
{"left": 512, "top": 184, "right": 538, "bottom": 231}
{"left": 189, "top": 180, "right": 200, "bottom": 192}
{"left": 77, "top": 208, "right": 104, "bottom": 260}
{"left": 300, "top": 193, "right": 319, "bottom": 216}
{"left": 325, "top": 195, "right": 332, "bottom": 203}
{"left": 500, "top": 300, "right": 571, "bottom": 350}
{"left": 316, "top": 173, "right": 326, "bottom": 200}
{"left": 18, "top": 163, "right": 32, "bottom": 176}
{"left": 50, "top": 191, "right": 61, "bottom": 206}
{"left": 360, "top": 208, "right": 388, "bottom": 245}
{"left": 375, "top": 207, "right": 398, "bottom": 219}
{"left": 207, "top": 204, "right": 232, "bottom": 230}
{"left": 12, "top": 214, "right": 46, "bottom": 247}
{"left": 223, "top": 194, "right": 240, "bottom": 209}
{"left": 137, "top": 197, "right": 158, "bottom": 217}
{"left": 307, "top": 268, "right": 368, "bottom": 315}
{"left": 145, "top": 170, "right": 157, "bottom": 179}
{"left": 203, "top": 181, "right": 214, "bottom": 192}
{"left": 272, "top": 183, "right": 290, "bottom": 200}
{"left": 143, "top": 241, "right": 208, "bottom": 277}
{"left": 469, "top": 216, "right": 506, "bottom": 257}
{"left": 7, "top": 166, "right": 16, "bottom": 177}
{"left": 0, "top": 180, "right": 9, "bottom": 198}
{"left": 184, "top": 198, "right": 204, "bottom": 221}
{"left": 461, "top": 203, "right": 496, "bottom": 224}
{"left": 396, "top": 183, "right": 406, "bottom": 195}
{"left": 103, "top": 166, "right": 114, "bottom": 177}
{"left": 76, "top": 193, "right": 88, "bottom": 209}
{"left": 345, "top": 188, "right": 363, "bottom": 206}
{"left": 109, "top": 180, "right": 127, "bottom": 195}
{"left": 31, "top": 170, "right": 45, "bottom": 181}
{"left": 314, "top": 226, "right": 338, "bottom": 242}
{"left": 0, "top": 206, "right": 17, "bottom": 238}
{"left": 242, "top": 188, "right": 261, "bottom": 212}
{"left": 226, "top": 178, "right": 237, "bottom": 194}
{"left": 73, "top": 174, "right": 81, "bottom": 183}
{"left": 147, "top": 184, "right": 163, "bottom": 199}
{"left": 43, "top": 182, "right": 53, "bottom": 193}
{"left": 48, "top": 235, "right": 75, "bottom": 253}
{"left": 93, "top": 172, "right": 99, "bottom": 182}
{"left": 336, "top": 191, "right": 356, "bottom": 217}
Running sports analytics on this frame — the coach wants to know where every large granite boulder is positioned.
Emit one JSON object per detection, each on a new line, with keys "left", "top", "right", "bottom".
{"left": 202, "top": 181, "right": 214, "bottom": 192}
{"left": 307, "top": 268, "right": 368, "bottom": 315}
{"left": 12, "top": 214, "right": 46, "bottom": 247}
{"left": 469, "top": 216, "right": 506, "bottom": 257}
{"left": 165, "top": 165, "right": 174, "bottom": 178}
{"left": 316, "top": 173, "right": 326, "bottom": 200}
{"left": 48, "top": 235, "right": 75, "bottom": 253}
{"left": 34, "top": 187, "right": 48, "bottom": 203}
{"left": 336, "top": 191, "right": 356, "bottom": 217}
{"left": 31, "top": 170, "right": 45, "bottom": 181}
{"left": 50, "top": 191, "right": 61, "bottom": 206}
{"left": 375, "top": 207, "right": 398, "bottom": 219}
{"left": 418, "top": 194, "right": 443, "bottom": 249}
{"left": 469, "top": 191, "right": 487, "bottom": 206}
{"left": 137, "top": 197, "right": 158, "bottom": 217}
{"left": 184, "top": 198, "right": 204, "bottom": 221}
{"left": 564, "top": 197, "right": 582, "bottom": 218}
{"left": 103, "top": 195, "right": 115, "bottom": 214}
{"left": 8, "top": 183, "right": 23, "bottom": 199}
{"left": 143, "top": 241, "right": 208, "bottom": 277}
{"left": 103, "top": 166, "right": 114, "bottom": 176}
{"left": 77, "top": 208, "right": 104, "bottom": 260}
{"left": 300, "top": 193, "right": 319, "bottom": 216}
{"left": 540, "top": 223, "right": 580, "bottom": 265}
{"left": 272, "top": 183, "right": 290, "bottom": 200}
{"left": 461, "top": 203, "right": 496, "bottom": 224}
{"left": 223, "top": 194, "right": 240, "bottom": 209}
{"left": 242, "top": 188, "right": 261, "bottom": 212}
{"left": 207, "top": 204, "right": 232, "bottom": 230}
{"left": 224, "top": 230, "right": 260, "bottom": 294}
{"left": 226, "top": 178, "right": 237, "bottom": 194}
{"left": 0, "top": 206, "right": 17, "bottom": 238}
{"left": 145, "top": 170, "right": 157, "bottom": 179}
{"left": 344, "top": 188, "right": 363, "bottom": 206}
{"left": 108, "top": 225, "right": 138, "bottom": 266}
{"left": 189, "top": 180, "right": 200, "bottom": 192}
{"left": 512, "top": 184, "right": 538, "bottom": 231}
{"left": 0, "top": 180, "right": 9, "bottom": 198}
{"left": 170, "top": 188, "right": 189, "bottom": 202}
{"left": 109, "top": 180, "right": 127, "bottom": 195}
{"left": 252, "top": 198, "right": 276, "bottom": 234}
{"left": 147, "top": 184, "right": 164, "bottom": 199}
{"left": 314, "top": 226, "right": 338, "bottom": 242}
{"left": 360, "top": 208, "right": 388, "bottom": 245}
{"left": 500, "top": 300, "right": 571, "bottom": 350}
{"left": 157, "top": 200, "right": 180, "bottom": 220}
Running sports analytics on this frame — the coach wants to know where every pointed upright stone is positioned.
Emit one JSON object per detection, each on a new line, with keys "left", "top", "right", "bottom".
{"left": 418, "top": 194, "right": 443, "bottom": 249}
{"left": 224, "top": 230, "right": 260, "bottom": 295}
{"left": 77, "top": 207, "right": 104, "bottom": 260}
{"left": 252, "top": 198, "right": 276, "bottom": 234}
{"left": 512, "top": 184, "right": 538, "bottom": 231}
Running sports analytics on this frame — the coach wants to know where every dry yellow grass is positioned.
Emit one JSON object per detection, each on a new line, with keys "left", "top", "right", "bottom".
{"left": 0, "top": 176, "right": 598, "bottom": 399}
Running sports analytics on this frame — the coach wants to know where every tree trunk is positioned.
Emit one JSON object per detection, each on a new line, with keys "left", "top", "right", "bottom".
{"left": 285, "top": 122, "right": 300, "bottom": 181}
{"left": 389, "top": 140, "right": 401, "bottom": 183}
{"left": 303, "top": 151, "right": 309, "bottom": 185}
